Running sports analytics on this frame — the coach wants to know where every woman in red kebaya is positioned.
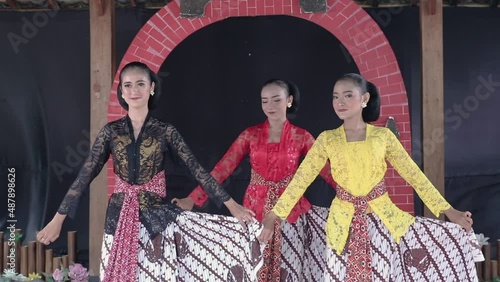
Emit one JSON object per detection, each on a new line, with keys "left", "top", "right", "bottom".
{"left": 173, "top": 79, "right": 336, "bottom": 282}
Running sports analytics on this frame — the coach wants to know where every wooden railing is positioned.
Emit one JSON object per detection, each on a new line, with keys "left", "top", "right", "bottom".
{"left": 476, "top": 240, "right": 500, "bottom": 282}
{"left": 1, "top": 230, "right": 77, "bottom": 276}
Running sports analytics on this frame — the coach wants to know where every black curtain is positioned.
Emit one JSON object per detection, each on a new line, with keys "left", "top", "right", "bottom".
{"left": 1, "top": 7, "right": 499, "bottom": 263}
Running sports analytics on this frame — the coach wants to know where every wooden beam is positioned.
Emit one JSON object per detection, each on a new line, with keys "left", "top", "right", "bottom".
{"left": 420, "top": 0, "right": 445, "bottom": 219}
{"left": 428, "top": 0, "right": 437, "bottom": 15}
{"left": 7, "top": 0, "right": 17, "bottom": 9}
{"left": 47, "top": 0, "right": 60, "bottom": 10}
{"left": 89, "top": 0, "right": 115, "bottom": 276}
{"left": 94, "top": 0, "right": 106, "bottom": 16}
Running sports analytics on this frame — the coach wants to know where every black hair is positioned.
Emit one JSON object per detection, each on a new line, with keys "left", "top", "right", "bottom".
{"left": 262, "top": 79, "right": 300, "bottom": 115}
{"left": 117, "top": 61, "right": 162, "bottom": 111}
{"left": 337, "top": 73, "right": 380, "bottom": 122}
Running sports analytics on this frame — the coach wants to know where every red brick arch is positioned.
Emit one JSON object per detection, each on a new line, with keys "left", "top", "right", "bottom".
{"left": 107, "top": 0, "right": 414, "bottom": 212}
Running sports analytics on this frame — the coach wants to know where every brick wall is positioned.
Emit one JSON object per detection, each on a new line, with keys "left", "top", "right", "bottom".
{"left": 107, "top": 0, "right": 414, "bottom": 214}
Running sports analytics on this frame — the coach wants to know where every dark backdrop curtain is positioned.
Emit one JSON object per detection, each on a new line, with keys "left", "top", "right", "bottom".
{"left": 1, "top": 7, "right": 498, "bottom": 263}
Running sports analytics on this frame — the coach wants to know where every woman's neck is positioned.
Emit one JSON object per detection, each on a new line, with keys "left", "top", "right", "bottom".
{"left": 343, "top": 116, "right": 366, "bottom": 131}
{"left": 268, "top": 117, "right": 286, "bottom": 131}
{"left": 128, "top": 107, "right": 149, "bottom": 124}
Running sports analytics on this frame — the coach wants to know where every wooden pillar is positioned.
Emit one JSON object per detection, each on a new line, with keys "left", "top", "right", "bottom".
{"left": 45, "top": 249, "right": 53, "bottom": 274}
{"left": 35, "top": 241, "right": 45, "bottom": 274}
{"left": 0, "top": 232, "right": 3, "bottom": 270}
{"left": 420, "top": 0, "right": 445, "bottom": 219}
{"left": 89, "top": 0, "right": 115, "bottom": 275}
{"left": 67, "top": 231, "right": 77, "bottom": 264}
{"left": 27, "top": 241, "right": 36, "bottom": 275}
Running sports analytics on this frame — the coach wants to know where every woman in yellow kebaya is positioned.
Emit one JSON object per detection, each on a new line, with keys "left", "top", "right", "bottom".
{"left": 259, "top": 73, "right": 483, "bottom": 281}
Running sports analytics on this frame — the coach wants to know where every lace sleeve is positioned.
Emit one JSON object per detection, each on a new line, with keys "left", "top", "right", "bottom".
{"left": 188, "top": 129, "right": 250, "bottom": 206}
{"left": 303, "top": 131, "right": 336, "bottom": 188}
{"left": 384, "top": 129, "right": 451, "bottom": 216}
{"left": 166, "top": 125, "right": 231, "bottom": 207}
{"left": 273, "top": 131, "right": 330, "bottom": 219}
{"left": 57, "top": 125, "right": 112, "bottom": 218}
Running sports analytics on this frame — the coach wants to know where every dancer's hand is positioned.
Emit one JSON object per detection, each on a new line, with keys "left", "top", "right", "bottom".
{"left": 258, "top": 211, "right": 279, "bottom": 243}
{"left": 171, "top": 197, "right": 194, "bottom": 211}
{"left": 37, "top": 213, "right": 66, "bottom": 245}
{"left": 224, "top": 198, "right": 255, "bottom": 229}
{"left": 444, "top": 207, "right": 473, "bottom": 232}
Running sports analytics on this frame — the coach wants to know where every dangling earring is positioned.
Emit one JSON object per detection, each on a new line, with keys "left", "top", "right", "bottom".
{"left": 287, "top": 102, "right": 292, "bottom": 108}
{"left": 150, "top": 90, "right": 155, "bottom": 96}
{"left": 361, "top": 102, "right": 367, "bottom": 108}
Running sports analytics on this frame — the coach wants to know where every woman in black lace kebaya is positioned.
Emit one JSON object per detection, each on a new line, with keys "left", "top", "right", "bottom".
{"left": 36, "top": 62, "right": 264, "bottom": 282}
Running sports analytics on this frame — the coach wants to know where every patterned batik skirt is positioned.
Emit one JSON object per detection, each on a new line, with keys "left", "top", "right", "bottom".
{"left": 100, "top": 211, "right": 264, "bottom": 281}
{"left": 307, "top": 207, "right": 484, "bottom": 282}
{"left": 303, "top": 205, "right": 330, "bottom": 282}
{"left": 256, "top": 204, "right": 346, "bottom": 282}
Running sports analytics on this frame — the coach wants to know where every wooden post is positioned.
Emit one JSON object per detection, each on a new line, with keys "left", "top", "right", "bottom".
{"left": 0, "top": 232, "right": 3, "bottom": 270}
{"left": 420, "top": 0, "right": 445, "bottom": 219}
{"left": 53, "top": 257, "right": 62, "bottom": 272}
{"left": 68, "top": 231, "right": 77, "bottom": 264}
{"left": 62, "top": 255, "right": 69, "bottom": 269}
{"left": 497, "top": 239, "right": 500, "bottom": 276}
{"left": 36, "top": 241, "right": 45, "bottom": 274}
{"left": 477, "top": 262, "right": 483, "bottom": 280}
{"left": 45, "top": 249, "right": 53, "bottom": 274}
{"left": 20, "top": 246, "right": 28, "bottom": 276}
{"left": 492, "top": 260, "right": 498, "bottom": 278}
{"left": 485, "top": 244, "right": 491, "bottom": 281}
{"left": 28, "top": 241, "right": 36, "bottom": 275}
{"left": 3, "top": 241, "right": 9, "bottom": 270}
{"left": 89, "top": 0, "right": 115, "bottom": 275}
{"left": 15, "top": 229, "right": 22, "bottom": 273}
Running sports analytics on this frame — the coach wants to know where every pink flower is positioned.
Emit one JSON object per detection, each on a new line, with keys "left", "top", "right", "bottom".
{"left": 52, "top": 268, "right": 64, "bottom": 282}
{"left": 68, "top": 263, "right": 89, "bottom": 282}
